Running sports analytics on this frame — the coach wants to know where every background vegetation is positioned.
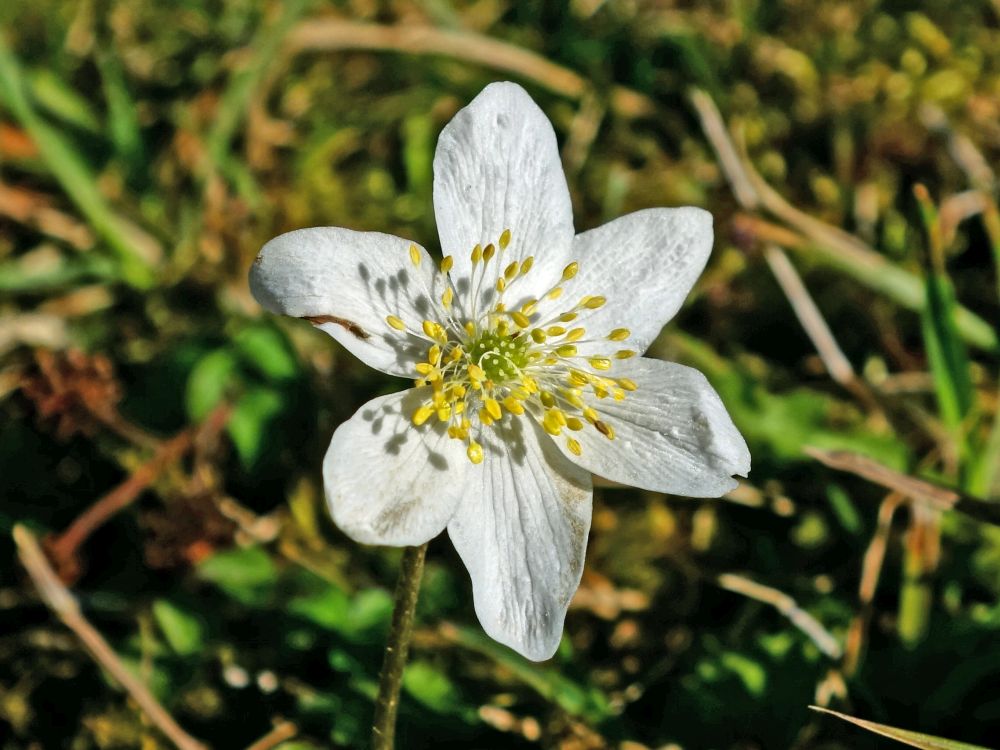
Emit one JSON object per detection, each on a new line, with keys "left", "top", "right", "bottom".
{"left": 2, "top": 1, "right": 1000, "bottom": 747}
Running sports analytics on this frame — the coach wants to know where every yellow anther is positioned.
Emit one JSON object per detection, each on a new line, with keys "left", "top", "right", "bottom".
{"left": 530, "top": 328, "right": 547, "bottom": 344}
{"left": 542, "top": 409, "right": 564, "bottom": 436}
{"left": 479, "top": 408, "right": 494, "bottom": 426}
{"left": 440, "top": 255, "right": 454, "bottom": 273}
{"left": 567, "top": 438, "right": 582, "bottom": 456}
{"left": 582, "top": 406, "right": 599, "bottom": 423}
{"left": 510, "top": 311, "right": 531, "bottom": 328}
{"left": 499, "top": 228, "right": 511, "bottom": 249}
{"left": 422, "top": 320, "right": 445, "bottom": 340}
{"left": 569, "top": 370, "right": 590, "bottom": 387}
{"left": 615, "top": 350, "right": 637, "bottom": 359}
{"left": 436, "top": 404, "right": 452, "bottom": 422}
{"left": 540, "top": 391, "right": 556, "bottom": 408}
{"left": 618, "top": 377, "right": 637, "bottom": 391}
{"left": 415, "top": 362, "right": 434, "bottom": 375}
{"left": 464, "top": 321, "right": 476, "bottom": 337}
{"left": 412, "top": 404, "right": 434, "bottom": 426}
{"left": 558, "top": 312, "right": 578, "bottom": 322}
{"left": 613, "top": 388, "right": 626, "bottom": 401}
{"left": 484, "top": 398, "right": 503, "bottom": 420}
{"left": 428, "top": 345, "right": 442, "bottom": 365}
{"left": 547, "top": 326, "right": 566, "bottom": 336}
{"left": 594, "top": 420, "right": 615, "bottom": 439}
{"left": 442, "top": 287, "right": 454, "bottom": 308}
{"left": 467, "top": 441, "right": 484, "bottom": 464}
{"left": 566, "top": 328, "right": 586, "bottom": 342}
{"left": 471, "top": 244, "right": 482, "bottom": 264}
{"left": 503, "top": 261, "right": 519, "bottom": 281}
{"left": 520, "top": 257, "right": 534, "bottom": 275}
{"left": 589, "top": 357, "right": 612, "bottom": 370}
{"left": 556, "top": 344, "right": 578, "bottom": 357}
{"left": 563, "top": 390, "right": 585, "bottom": 408}
{"left": 468, "top": 363, "right": 486, "bottom": 382}
{"left": 593, "top": 384, "right": 609, "bottom": 399}
{"left": 608, "top": 328, "right": 630, "bottom": 341}
{"left": 449, "top": 346, "right": 464, "bottom": 362}
{"left": 483, "top": 243, "right": 496, "bottom": 262}
{"left": 521, "top": 299, "right": 538, "bottom": 315}
{"left": 496, "top": 278, "right": 507, "bottom": 293}
{"left": 583, "top": 295, "right": 606, "bottom": 309}
{"left": 386, "top": 315, "right": 406, "bottom": 331}
{"left": 547, "top": 287, "right": 564, "bottom": 300}
{"left": 503, "top": 396, "right": 525, "bottom": 415}
{"left": 552, "top": 408, "right": 568, "bottom": 426}
{"left": 566, "top": 417, "right": 584, "bottom": 431}
{"left": 562, "top": 262, "right": 579, "bottom": 281}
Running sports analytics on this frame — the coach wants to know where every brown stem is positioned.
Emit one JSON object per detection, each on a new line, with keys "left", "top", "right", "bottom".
{"left": 371, "top": 543, "right": 428, "bottom": 750}
{"left": 47, "top": 404, "right": 231, "bottom": 581}
{"left": 14, "top": 525, "right": 208, "bottom": 750}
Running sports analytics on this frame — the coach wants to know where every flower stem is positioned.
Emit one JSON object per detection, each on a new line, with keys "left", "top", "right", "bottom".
{"left": 371, "top": 542, "right": 428, "bottom": 750}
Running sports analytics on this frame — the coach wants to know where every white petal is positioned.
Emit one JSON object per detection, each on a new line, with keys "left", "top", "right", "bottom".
{"left": 324, "top": 389, "right": 469, "bottom": 546}
{"left": 433, "top": 82, "right": 575, "bottom": 314}
{"left": 250, "top": 227, "right": 447, "bottom": 377}
{"left": 569, "top": 208, "right": 713, "bottom": 355}
{"left": 557, "top": 357, "right": 749, "bottom": 497}
{"left": 447, "top": 417, "right": 592, "bottom": 661}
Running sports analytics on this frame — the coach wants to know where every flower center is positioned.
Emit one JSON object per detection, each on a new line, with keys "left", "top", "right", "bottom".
{"left": 468, "top": 330, "right": 529, "bottom": 381}
{"left": 386, "top": 230, "right": 637, "bottom": 465}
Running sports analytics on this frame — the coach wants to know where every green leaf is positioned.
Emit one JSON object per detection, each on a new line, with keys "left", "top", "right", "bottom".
{"left": 447, "top": 624, "right": 614, "bottom": 723}
{"left": 29, "top": 69, "right": 101, "bottom": 133}
{"left": 403, "top": 660, "right": 468, "bottom": 716}
{"left": 96, "top": 51, "right": 145, "bottom": 173}
{"left": 921, "top": 272, "right": 974, "bottom": 433}
{"left": 197, "top": 546, "right": 277, "bottom": 605}
{"left": 233, "top": 325, "right": 298, "bottom": 381}
{"left": 227, "top": 386, "right": 285, "bottom": 469}
{"left": 810, "top": 706, "right": 991, "bottom": 749}
{"left": 185, "top": 349, "right": 239, "bottom": 421}
{"left": 152, "top": 599, "right": 205, "bottom": 656}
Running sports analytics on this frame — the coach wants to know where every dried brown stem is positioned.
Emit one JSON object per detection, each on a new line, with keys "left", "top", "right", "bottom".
{"left": 244, "top": 721, "right": 297, "bottom": 750}
{"left": 14, "top": 525, "right": 209, "bottom": 750}
{"left": 47, "top": 404, "right": 231, "bottom": 580}
{"left": 805, "top": 447, "right": 1000, "bottom": 527}
{"left": 715, "top": 573, "right": 842, "bottom": 659}
{"left": 284, "top": 20, "right": 654, "bottom": 119}
{"left": 842, "top": 493, "right": 903, "bottom": 676}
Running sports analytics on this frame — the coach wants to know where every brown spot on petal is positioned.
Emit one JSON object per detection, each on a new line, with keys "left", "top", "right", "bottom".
{"left": 302, "top": 315, "right": 370, "bottom": 340}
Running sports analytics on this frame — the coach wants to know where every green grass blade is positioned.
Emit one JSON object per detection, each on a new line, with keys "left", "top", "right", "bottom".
{"left": 810, "top": 707, "right": 993, "bottom": 750}
{"left": 0, "top": 36, "right": 157, "bottom": 288}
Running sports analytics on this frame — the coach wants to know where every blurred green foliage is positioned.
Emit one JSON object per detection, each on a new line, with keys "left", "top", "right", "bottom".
{"left": 2, "top": 0, "right": 1000, "bottom": 748}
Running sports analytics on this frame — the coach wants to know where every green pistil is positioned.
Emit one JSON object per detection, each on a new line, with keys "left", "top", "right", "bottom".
{"left": 468, "top": 331, "right": 529, "bottom": 381}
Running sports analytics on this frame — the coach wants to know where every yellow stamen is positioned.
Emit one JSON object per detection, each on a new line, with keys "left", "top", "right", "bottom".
{"left": 467, "top": 441, "right": 484, "bottom": 464}
{"left": 409, "top": 244, "right": 421, "bottom": 266}
{"left": 440, "top": 255, "right": 454, "bottom": 273}
{"left": 412, "top": 404, "right": 433, "bottom": 426}
{"left": 499, "top": 228, "right": 511, "bottom": 249}
{"left": 386, "top": 315, "right": 406, "bottom": 331}
{"left": 562, "top": 262, "right": 579, "bottom": 281}
{"left": 608, "top": 328, "right": 630, "bottom": 341}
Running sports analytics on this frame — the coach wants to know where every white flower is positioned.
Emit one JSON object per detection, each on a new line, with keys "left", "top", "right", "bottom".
{"left": 249, "top": 82, "right": 749, "bottom": 661}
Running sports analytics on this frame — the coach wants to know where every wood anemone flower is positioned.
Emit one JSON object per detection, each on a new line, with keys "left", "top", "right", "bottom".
{"left": 249, "top": 82, "right": 750, "bottom": 661}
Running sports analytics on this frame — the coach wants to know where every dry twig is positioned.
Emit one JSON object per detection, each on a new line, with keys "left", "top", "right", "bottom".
{"left": 13, "top": 525, "right": 209, "bottom": 750}
{"left": 283, "top": 20, "right": 654, "bottom": 119}
{"left": 715, "top": 573, "right": 842, "bottom": 659}
{"left": 46, "top": 404, "right": 231, "bottom": 581}
{"left": 805, "top": 447, "right": 1000, "bottom": 527}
